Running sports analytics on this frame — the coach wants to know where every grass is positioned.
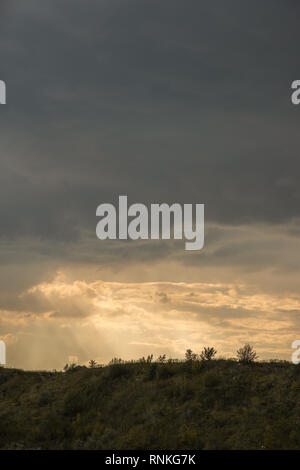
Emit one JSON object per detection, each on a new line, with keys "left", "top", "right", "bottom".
{"left": 0, "top": 358, "right": 300, "bottom": 449}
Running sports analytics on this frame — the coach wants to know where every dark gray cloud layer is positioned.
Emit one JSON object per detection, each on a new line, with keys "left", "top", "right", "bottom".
{"left": 2, "top": 1, "right": 300, "bottom": 368}
{"left": 0, "top": 0, "right": 300, "bottom": 241}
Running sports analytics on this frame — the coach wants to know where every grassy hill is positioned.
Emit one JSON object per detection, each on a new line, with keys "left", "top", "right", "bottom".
{"left": 1, "top": 358, "right": 300, "bottom": 450}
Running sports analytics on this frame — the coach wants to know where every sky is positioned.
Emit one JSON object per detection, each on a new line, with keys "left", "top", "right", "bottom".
{"left": 0, "top": 0, "right": 300, "bottom": 369}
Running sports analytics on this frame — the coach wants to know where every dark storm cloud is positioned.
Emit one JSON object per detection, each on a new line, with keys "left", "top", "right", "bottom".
{"left": 0, "top": 0, "right": 300, "bottom": 242}
{"left": 3, "top": 0, "right": 300, "bottom": 369}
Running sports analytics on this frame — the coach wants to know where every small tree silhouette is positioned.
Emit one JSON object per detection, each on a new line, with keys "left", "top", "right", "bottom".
{"left": 237, "top": 344, "right": 258, "bottom": 364}
{"left": 185, "top": 349, "right": 198, "bottom": 361}
{"left": 89, "top": 359, "right": 97, "bottom": 368}
{"left": 200, "top": 347, "right": 217, "bottom": 361}
{"left": 158, "top": 354, "right": 166, "bottom": 363}
{"left": 109, "top": 357, "right": 123, "bottom": 365}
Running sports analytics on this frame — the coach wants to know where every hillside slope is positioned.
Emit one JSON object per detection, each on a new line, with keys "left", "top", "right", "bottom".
{"left": 0, "top": 360, "right": 300, "bottom": 450}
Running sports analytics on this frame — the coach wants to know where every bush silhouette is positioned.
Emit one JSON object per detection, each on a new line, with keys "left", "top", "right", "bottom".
{"left": 200, "top": 347, "right": 217, "bottom": 361}
{"left": 237, "top": 344, "right": 258, "bottom": 364}
{"left": 185, "top": 349, "right": 198, "bottom": 361}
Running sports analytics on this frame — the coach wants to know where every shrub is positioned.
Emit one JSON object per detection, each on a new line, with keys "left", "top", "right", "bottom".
{"left": 191, "top": 360, "right": 204, "bottom": 375}
{"left": 204, "top": 371, "right": 221, "bottom": 388}
{"left": 156, "top": 364, "right": 175, "bottom": 380}
{"left": 109, "top": 358, "right": 123, "bottom": 365}
{"left": 200, "top": 347, "right": 217, "bottom": 361}
{"left": 147, "top": 363, "right": 157, "bottom": 381}
{"left": 237, "top": 344, "right": 258, "bottom": 364}
{"left": 107, "top": 363, "right": 131, "bottom": 379}
{"left": 158, "top": 354, "right": 167, "bottom": 363}
{"left": 63, "top": 390, "right": 87, "bottom": 416}
{"left": 185, "top": 349, "right": 198, "bottom": 361}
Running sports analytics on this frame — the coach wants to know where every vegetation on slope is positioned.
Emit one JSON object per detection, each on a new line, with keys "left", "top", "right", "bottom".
{"left": 0, "top": 351, "right": 300, "bottom": 450}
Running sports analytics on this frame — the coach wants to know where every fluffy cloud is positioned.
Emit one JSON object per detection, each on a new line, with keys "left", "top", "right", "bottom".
{"left": 0, "top": 270, "right": 298, "bottom": 369}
